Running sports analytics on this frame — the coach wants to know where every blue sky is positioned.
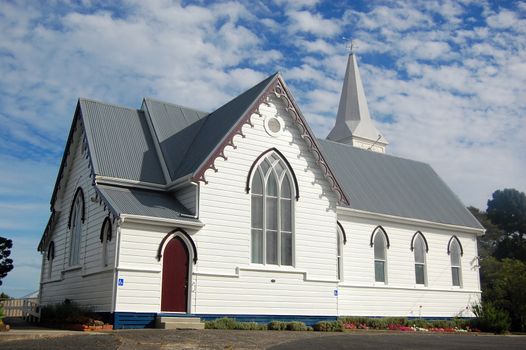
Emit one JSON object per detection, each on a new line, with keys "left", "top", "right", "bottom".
{"left": 0, "top": 0, "right": 524, "bottom": 297}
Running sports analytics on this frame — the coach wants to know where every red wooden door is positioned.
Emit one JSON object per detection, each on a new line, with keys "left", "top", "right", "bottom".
{"left": 161, "top": 236, "right": 189, "bottom": 312}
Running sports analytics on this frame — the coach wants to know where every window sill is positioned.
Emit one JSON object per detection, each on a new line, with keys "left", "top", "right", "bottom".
{"left": 82, "top": 266, "right": 114, "bottom": 278}
{"left": 244, "top": 264, "right": 299, "bottom": 273}
{"left": 62, "top": 265, "right": 82, "bottom": 273}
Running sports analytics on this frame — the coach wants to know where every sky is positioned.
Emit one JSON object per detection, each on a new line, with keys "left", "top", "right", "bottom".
{"left": 0, "top": 0, "right": 524, "bottom": 297}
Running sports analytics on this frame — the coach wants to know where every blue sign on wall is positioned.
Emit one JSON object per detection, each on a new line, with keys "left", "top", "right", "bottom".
{"left": 333, "top": 289, "right": 338, "bottom": 297}
{"left": 118, "top": 278, "right": 124, "bottom": 286}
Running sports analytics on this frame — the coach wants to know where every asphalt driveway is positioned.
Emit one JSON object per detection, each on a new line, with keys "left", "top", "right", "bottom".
{"left": 1, "top": 329, "right": 525, "bottom": 350}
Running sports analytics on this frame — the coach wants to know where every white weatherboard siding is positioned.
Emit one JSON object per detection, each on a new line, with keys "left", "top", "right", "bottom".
{"left": 174, "top": 184, "right": 197, "bottom": 216}
{"left": 113, "top": 95, "right": 481, "bottom": 318}
{"left": 39, "top": 123, "right": 116, "bottom": 311}
{"left": 193, "top": 96, "right": 339, "bottom": 315}
{"left": 337, "top": 214, "right": 480, "bottom": 317}
{"left": 115, "top": 222, "right": 171, "bottom": 313}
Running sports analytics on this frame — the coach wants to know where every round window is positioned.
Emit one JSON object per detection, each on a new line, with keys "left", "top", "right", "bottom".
{"left": 264, "top": 116, "right": 282, "bottom": 137}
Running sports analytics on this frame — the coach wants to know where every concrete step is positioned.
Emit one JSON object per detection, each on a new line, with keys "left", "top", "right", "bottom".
{"left": 155, "top": 317, "right": 205, "bottom": 330}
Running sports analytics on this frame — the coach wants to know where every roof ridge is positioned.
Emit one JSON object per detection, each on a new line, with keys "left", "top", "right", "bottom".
{"left": 143, "top": 97, "right": 209, "bottom": 115}
{"left": 79, "top": 97, "right": 140, "bottom": 112}
{"left": 318, "top": 138, "right": 428, "bottom": 166}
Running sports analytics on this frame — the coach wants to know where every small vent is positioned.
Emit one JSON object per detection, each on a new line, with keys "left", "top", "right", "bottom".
{"left": 264, "top": 116, "right": 282, "bottom": 137}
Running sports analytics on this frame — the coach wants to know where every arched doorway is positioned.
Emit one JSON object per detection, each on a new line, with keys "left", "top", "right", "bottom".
{"left": 161, "top": 236, "right": 189, "bottom": 312}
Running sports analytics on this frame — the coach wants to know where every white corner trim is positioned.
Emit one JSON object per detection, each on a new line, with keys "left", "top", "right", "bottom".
{"left": 337, "top": 283, "right": 481, "bottom": 294}
{"left": 337, "top": 207, "right": 485, "bottom": 235}
{"left": 120, "top": 214, "right": 204, "bottom": 228}
{"left": 194, "top": 266, "right": 339, "bottom": 283}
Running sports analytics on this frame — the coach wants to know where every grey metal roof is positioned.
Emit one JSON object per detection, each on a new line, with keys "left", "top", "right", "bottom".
{"left": 144, "top": 73, "right": 279, "bottom": 180}
{"left": 143, "top": 99, "right": 208, "bottom": 180}
{"left": 318, "top": 139, "right": 483, "bottom": 229}
{"left": 80, "top": 99, "right": 165, "bottom": 184}
{"left": 96, "top": 185, "right": 194, "bottom": 220}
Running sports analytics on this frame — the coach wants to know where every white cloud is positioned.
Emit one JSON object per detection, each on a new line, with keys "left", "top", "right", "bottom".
{"left": 486, "top": 9, "right": 519, "bottom": 29}
{"left": 286, "top": 10, "right": 341, "bottom": 37}
{"left": 1, "top": 0, "right": 525, "bottom": 296}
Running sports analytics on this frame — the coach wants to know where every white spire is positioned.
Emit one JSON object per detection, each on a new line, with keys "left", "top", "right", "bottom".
{"left": 327, "top": 53, "right": 388, "bottom": 153}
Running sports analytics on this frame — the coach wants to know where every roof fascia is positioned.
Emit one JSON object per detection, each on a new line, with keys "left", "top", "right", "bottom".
{"left": 191, "top": 73, "right": 279, "bottom": 184}
{"left": 191, "top": 74, "right": 349, "bottom": 205}
{"left": 274, "top": 76, "right": 349, "bottom": 205}
{"left": 95, "top": 175, "right": 166, "bottom": 191}
{"left": 120, "top": 214, "right": 204, "bottom": 229}
{"left": 337, "top": 206, "right": 486, "bottom": 235}
{"left": 49, "top": 101, "right": 84, "bottom": 208}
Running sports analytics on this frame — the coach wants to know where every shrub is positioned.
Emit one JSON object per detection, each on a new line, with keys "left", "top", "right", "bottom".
{"left": 286, "top": 322, "right": 308, "bottom": 331}
{"left": 428, "top": 320, "right": 453, "bottom": 329}
{"left": 471, "top": 303, "right": 511, "bottom": 334}
{"left": 237, "top": 322, "right": 265, "bottom": 330}
{"left": 411, "top": 319, "right": 430, "bottom": 329}
{"left": 340, "top": 316, "right": 410, "bottom": 330}
{"left": 267, "top": 321, "right": 287, "bottom": 330}
{"left": 205, "top": 317, "right": 238, "bottom": 330}
{"left": 40, "top": 300, "right": 93, "bottom": 324}
{"left": 367, "top": 318, "right": 389, "bottom": 329}
{"left": 205, "top": 318, "right": 266, "bottom": 330}
{"left": 339, "top": 316, "right": 368, "bottom": 325}
{"left": 313, "top": 320, "right": 343, "bottom": 332}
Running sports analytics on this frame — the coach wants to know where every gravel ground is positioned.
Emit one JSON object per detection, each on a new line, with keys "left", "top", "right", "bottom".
{"left": 1, "top": 329, "right": 525, "bottom": 350}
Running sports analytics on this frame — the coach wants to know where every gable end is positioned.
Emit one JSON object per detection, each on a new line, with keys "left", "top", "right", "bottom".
{"left": 192, "top": 75, "right": 349, "bottom": 205}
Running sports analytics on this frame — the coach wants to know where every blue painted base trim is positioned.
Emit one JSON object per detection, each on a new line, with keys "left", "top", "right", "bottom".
{"left": 114, "top": 312, "right": 157, "bottom": 329}
{"left": 113, "top": 312, "right": 472, "bottom": 329}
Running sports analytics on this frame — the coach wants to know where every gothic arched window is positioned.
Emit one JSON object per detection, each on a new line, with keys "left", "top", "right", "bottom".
{"left": 371, "top": 226, "right": 389, "bottom": 283}
{"left": 412, "top": 232, "right": 428, "bottom": 285}
{"left": 100, "top": 217, "right": 112, "bottom": 267}
{"left": 251, "top": 151, "right": 294, "bottom": 266}
{"left": 47, "top": 241, "right": 55, "bottom": 279}
{"left": 448, "top": 236, "right": 463, "bottom": 287}
{"left": 69, "top": 188, "right": 84, "bottom": 266}
{"left": 337, "top": 225, "right": 344, "bottom": 280}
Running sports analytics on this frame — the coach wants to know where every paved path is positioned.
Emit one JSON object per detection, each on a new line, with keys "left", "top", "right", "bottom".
{"left": 0, "top": 329, "right": 525, "bottom": 350}
{"left": 270, "top": 332, "right": 526, "bottom": 350}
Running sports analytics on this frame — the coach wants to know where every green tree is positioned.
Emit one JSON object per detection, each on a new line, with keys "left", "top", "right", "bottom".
{"left": 480, "top": 257, "right": 526, "bottom": 331}
{"left": 487, "top": 189, "right": 526, "bottom": 239}
{"left": 468, "top": 206, "right": 503, "bottom": 258}
{"left": 0, "top": 237, "right": 13, "bottom": 286}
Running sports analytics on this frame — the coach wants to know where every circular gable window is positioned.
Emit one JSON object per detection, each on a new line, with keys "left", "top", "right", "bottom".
{"left": 264, "top": 116, "right": 283, "bottom": 137}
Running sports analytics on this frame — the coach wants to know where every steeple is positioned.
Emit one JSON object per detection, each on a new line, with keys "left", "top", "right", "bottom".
{"left": 327, "top": 53, "right": 388, "bottom": 153}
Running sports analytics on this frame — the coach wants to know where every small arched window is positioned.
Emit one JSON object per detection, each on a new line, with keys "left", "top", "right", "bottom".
{"left": 337, "top": 225, "right": 344, "bottom": 280}
{"left": 100, "top": 218, "right": 112, "bottom": 267}
{"left": 449, "top": 237, "right": 462, "bottom": 287}
{"left": 371, "top": 227, "right": 388, "bottom": 283}
{"left": 250, "top": 151, "right": 294, "bottom": 266}
{"left": 413, "top": 233, "right": 427, "bottom": 285}
{"left": 69, "top": 188, "right": 84, "bottom": 266}
{"left": 47, "top": 241, "right": 55, "bottom": 279}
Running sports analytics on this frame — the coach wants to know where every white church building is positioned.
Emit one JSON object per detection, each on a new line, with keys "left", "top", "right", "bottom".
{"left": 38, "top": 53, "right": 484, "bottom": 328}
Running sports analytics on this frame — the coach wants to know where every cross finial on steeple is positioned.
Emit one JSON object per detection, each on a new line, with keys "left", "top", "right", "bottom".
{"left": 343, "top": 37, "right": 358, "bottom": 54}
